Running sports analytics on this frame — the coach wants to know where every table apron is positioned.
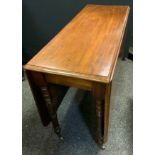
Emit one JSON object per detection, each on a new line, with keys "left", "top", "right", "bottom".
{"left": 45, "top": 73, "right": 93, "bottom": 91}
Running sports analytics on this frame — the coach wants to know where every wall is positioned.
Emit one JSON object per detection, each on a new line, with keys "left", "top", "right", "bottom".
{"left": 23, "top": 0, "right": 133, "bottom": 63}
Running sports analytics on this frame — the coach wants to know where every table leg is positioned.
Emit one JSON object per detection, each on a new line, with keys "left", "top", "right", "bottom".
{"left": 40, "top": 86, "right": 63, "bottom": 139}
{"left": 26, "top": 71, "right": 63, "bottom": 139}
{"left": 93, "top": 82, "right": 112, "bottom": 149}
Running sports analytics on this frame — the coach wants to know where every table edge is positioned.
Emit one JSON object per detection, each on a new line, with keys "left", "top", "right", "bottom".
{"left": 24, "top": 64, "right": 110, "bottom": 83}
{"left": 109, "top": 6, "right": 130, "bottom": 81}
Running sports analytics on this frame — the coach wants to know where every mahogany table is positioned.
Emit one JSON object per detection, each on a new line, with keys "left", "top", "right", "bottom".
{"left": 24, "top": 4, "right": 129, "bottom": 149}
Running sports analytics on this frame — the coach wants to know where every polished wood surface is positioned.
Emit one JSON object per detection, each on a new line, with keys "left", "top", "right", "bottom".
{"left": 24, "top": 5, "right": 129, "bottom": 83}
{"left": 45, "top": 74, "right": 92, "bottom": 91}
{"left": 24, "top": 5, "right": 129, "bottom": 149}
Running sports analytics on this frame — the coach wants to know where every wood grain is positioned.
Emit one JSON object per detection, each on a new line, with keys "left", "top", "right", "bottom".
{"left": 45, "top": 74, "right": 92, "bottom": 90}
{"left": 24, "top": 4, "right": 130, "bottom": 83}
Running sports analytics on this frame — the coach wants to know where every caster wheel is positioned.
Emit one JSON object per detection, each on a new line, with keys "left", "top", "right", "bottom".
{"left": 101, "top": 145, "right": 106, "bottom": 150}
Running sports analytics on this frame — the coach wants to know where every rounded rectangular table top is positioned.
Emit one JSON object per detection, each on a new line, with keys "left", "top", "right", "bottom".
{"left": 25, "top": 4, "right": 130, "bottom": 83}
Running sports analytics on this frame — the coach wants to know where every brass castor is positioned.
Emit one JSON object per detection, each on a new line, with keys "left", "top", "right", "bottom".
{"left": 58, "top": 135, "right": 64, "bottom": 141}
{"left": 101, "top": 145, "right": 106, "bottom": 150}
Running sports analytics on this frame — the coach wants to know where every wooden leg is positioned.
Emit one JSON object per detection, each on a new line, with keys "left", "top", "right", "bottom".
{"left": 93, "top": 82, "right": 112, "bottom": 149}
{"left": 40, "top": 86, "right": 63, "bottom": 139}
{"left": 95, "top": 99, "right": 104, "bottom": 146}
{"left": 26, "top": 71, "right": 65, "bottom": 139}
{"left": 103, "top": 82, "right": 112, "bottom": 146}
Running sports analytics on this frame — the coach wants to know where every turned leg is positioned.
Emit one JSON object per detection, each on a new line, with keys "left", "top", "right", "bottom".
{"left": 26, "top": 71, "right": 63, "bottom": 139}
{"left": 95, "top": 99, "right": 104, "bottom": 146}
{"left": 93, "top": 82, "right": 112, "bottom": 149}
{"left": 40, "top": 86, "right": 63, "bottom": 139}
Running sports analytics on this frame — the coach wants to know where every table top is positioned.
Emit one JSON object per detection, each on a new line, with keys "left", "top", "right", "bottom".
{"left": 25, "top": 4, "right": 130, "bottom": 83}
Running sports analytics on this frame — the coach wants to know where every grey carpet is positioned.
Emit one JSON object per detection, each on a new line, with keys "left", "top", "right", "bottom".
{"left": 22, "top": 58, "right": 133, "bottom": 155}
